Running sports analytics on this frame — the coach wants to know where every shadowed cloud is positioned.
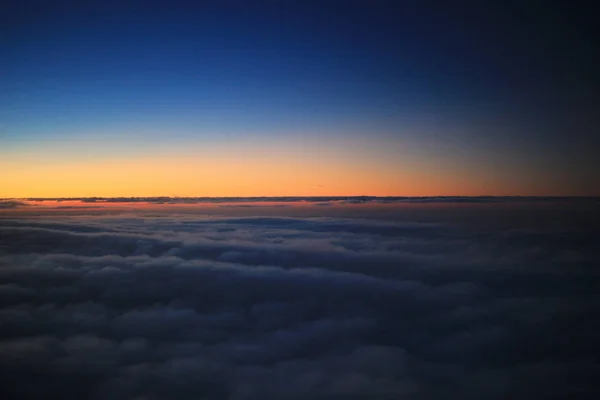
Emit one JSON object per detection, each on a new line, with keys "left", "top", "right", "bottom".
{"left": 1, "top": 208, "right": 599, "bottom": 399}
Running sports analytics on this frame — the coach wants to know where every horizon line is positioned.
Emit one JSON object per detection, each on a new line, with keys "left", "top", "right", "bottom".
{"left": 3, "top": 195, "right": 600, "bottom": 202}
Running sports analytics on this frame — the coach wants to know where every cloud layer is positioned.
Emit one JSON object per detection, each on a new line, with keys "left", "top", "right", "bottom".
{"left": 1, "top": 210, "right": 599, "bottom": 399}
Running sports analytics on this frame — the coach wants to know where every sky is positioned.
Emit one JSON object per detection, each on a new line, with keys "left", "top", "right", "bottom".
{"left": 1, "top": 0, "right": 599, "bottom": 197}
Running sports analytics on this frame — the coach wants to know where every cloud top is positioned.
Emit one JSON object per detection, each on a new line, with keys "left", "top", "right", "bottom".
{"left": 1, "top": 210, "right": 599, "bottom": 399}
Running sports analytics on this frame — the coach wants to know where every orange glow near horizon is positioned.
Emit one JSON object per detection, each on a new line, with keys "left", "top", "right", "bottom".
{"left": 0, "top": 152, "right": 578, "bottom": 198}
{"left": 0, "top": 135, "right": 585, "bottom": 198}
{"left": 0, "top": 152, "right": 544, "bottom": 198}
{"left": 0, "top": 167, "right": 404, "bottom": 198}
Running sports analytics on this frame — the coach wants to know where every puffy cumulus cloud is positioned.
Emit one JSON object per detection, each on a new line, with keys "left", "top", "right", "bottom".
{"left": 0, "top": 212, "right": 600, "bottom": 399}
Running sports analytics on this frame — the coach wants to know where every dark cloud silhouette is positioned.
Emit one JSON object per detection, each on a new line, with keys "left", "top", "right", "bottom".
{"left": 218, "top": 204, "right": 292, "bottom": 208}
{"left": 0, "top": 200, "right": 28, "bottom": 209}
{"left": 1, "top": 210, "right": 599, "bottom": 399}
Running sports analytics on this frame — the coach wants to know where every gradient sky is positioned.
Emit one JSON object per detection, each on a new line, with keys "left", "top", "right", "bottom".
{"left": 1, "top": 0, "right": 599, "bottom": 197}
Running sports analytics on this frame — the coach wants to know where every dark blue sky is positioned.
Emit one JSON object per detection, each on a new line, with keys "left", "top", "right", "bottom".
{"left": 1, "top": 0, "right": 599, "bottom": 196}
